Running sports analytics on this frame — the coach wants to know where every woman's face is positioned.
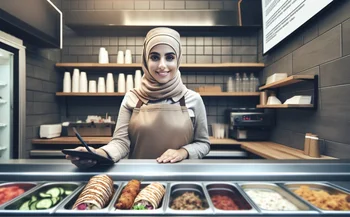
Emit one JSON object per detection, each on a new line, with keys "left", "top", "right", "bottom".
{"left": 147, "top": 44, "right": 178, "bottom": 84}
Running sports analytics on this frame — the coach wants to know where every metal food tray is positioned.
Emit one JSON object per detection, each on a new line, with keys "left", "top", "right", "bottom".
{"left": 239, "top": 182, "right": 317, "bottom": 214}
{"left": 282, "top": 182, "right": 350, "bottom": 215}
{"left": 109, "top": 181, "right": 167, "bottom": 215}
{"left": 2, "top": 182, "right": 81, "bottom": 214}
{"left": 0, "top": 182, "right": 41, "bottom": 210}
{"left": 204, "top": 182, "right": 258, "bottom": 215}
{"left": 55, "top": 182, "right": 121, "bottom": 215}
{"left": 165, "top": 182, "right": 213, "bottom": 215}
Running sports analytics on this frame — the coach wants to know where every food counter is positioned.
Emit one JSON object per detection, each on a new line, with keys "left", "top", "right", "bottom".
{"left": 0, "top": 159, "right": 350, "bottom": 216}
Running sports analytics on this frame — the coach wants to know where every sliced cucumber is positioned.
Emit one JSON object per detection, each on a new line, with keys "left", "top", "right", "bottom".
{"left": 64, "top": 190, "right": 72, "bottom": 195}
{"left": 19, "top": 200, "right": 30, "bottom": 210}
{"left": 29, "top": 201, "right": 38, "bottom": 210}
{"left": 59, "top": 187, "right": 65, "bottom": 195}
{"left": 36, "top": 199, "right": 53, "bottom": 210}
{"left": 51, "top": 197, "right": 60, "bottom": 206}
{"left": 30, "top": 195, "right": 37, "bottom": 203}
{"left": 39, "top": 192, "right": 52, "bottom": 198}
{"left": 46, "top": 187, "right": 61, "bottom": 198}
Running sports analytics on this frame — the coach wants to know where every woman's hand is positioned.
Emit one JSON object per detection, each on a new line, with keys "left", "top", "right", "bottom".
{"left": 65, "top": 146, "right": 108, "bottom": 168}
{"left": 156, "top": 148, "right": 188, "bottom": 163}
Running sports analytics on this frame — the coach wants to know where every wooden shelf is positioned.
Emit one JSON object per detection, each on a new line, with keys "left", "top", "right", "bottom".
{"left": 32, "top": 137, "right": 240, "bottom": 145}
{"left": 55, "top": 62, "right": 265, "bottom": 72}
{"left": 257, "top": 104, "right": 314, "bottom": 108}
{"left": 259, "top": 75, "right": 314, "bottom": 90}
{"left": 56, "top": 92, "right": 260, "bottom": 97}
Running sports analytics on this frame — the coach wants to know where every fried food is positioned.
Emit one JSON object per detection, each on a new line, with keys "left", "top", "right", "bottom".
{"left": 294, "top": 185, "right": 350, "bottom": 211}
{"left": 115, "top": 180, "right": 141, "bottom": 209}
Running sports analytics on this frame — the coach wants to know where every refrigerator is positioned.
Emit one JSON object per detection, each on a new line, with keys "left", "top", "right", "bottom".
{"left": 0, "top": 30, "right": 26, "bottom": 159}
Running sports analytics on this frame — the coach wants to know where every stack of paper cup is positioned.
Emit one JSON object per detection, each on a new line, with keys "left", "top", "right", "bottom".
{"left": 117, "top": 51, "right": 124, "bottom": 64}
{"left": 98, "top": 77, "right": 106, "bottom": 93}
{"left": 79, "top": 72, "right": 88, "bottom": 93}
{"left": 126, "top": 75, "right": 134, "bottom": 92}
{"left": 72, "top": 68, "right": 80, "bottom": 93}
{"left": 88, "top": 80, "right": 97, "bottom": 93}
{"left": 125, "top": 49, "right": 132, "bottom": 64}
{"left": 106, "top": 73, "right": 115, "bottom": 93}
{"left": 117, "top": 73, "right": 126, "bottom": 93}
{"left": 63, "top": 72, "right": 71, "bottom": 92}
{"left": 134, "top": 70, "right": 142, "bottom": 89}
{"left": 99, "top": 47, "right": 109, "bottom": 64}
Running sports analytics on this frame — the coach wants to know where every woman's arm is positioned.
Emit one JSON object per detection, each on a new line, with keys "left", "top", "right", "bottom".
{"left": 99, "top": 92, "right": 136, "bottom": 162}
{"left": 182, "top": 92, "right": 210, "bottom": 159}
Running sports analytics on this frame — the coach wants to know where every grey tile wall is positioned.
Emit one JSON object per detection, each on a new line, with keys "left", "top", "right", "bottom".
{"left": 259, "top": 1, "right": 350, "bottom": 158}
{"left": 60, "top": 0, "right": 259, "bottom": 137}
{"left": 24, "top": 0, "right": 62, "bottom": 158}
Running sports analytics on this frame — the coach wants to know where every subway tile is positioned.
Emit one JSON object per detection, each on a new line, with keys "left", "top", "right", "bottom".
{"left": 69, "top": 47, "right": 92, "bottom": 55}
{"left": 241, "top": 36, "right": 257, "bottom": 46}
{"left": 92, "top": 37, "right": 102, "bottom": 46}
{"left": 62, "top": 56, "right": 78, "bottom": 62}
{"left": 213, "top": 56, "right": 221, "bottom": 63}
{"left": 195, "top": 46, "right": 204, "bottom": 55}
{"left": 181, "top": 74, "right": 187, "bottom": 83}
{"left": 78, "top": 56, "right": 95, "bottom": 62}
{"left": 107, "top": 47, "right": 118, "bottom": 55}
{"left": 213, "top": 37, "right": 221, "bottom": 46}
{"left": 62, "top": 0, "right": 70, "bottom": 10}
{"left": 318, "top": 0, "right": 350, "bottom": 34}
{"left": 94, "top": 0, "right": 113, "bottom": 9}
{"left": 242, "top": 56, "right": 257, "bottom": 63}
{"left": 302, "top": 21, "right": 319, "bottom": 44}
{"left": 221, "top": 37, "right": 232, "bottom": 46}
{"left": 187, "top": 75, "right": 196, "bottom": 83}
{"left": 26, "top": 90, "right": 34, "bottom": 102}
{"left": 135, "top": 46, "right": 143, "bottom": 55}
{"left": 113, "top": 0, "right": 134, "bottom": 9}
{"left": 119, "top": 37, "right": 127, "bottom": 45}
{"left": 195, "top": 37, "right": 204, "bottom": 46}
{"left": 196, "top": 55, "right": 212, "bottom": 63}
{"left": 204, "top": 37, "right": 212, "bottom": 46}
{"left": 214, "top": 75, "right": 224, "bottom": 84}
{"left": 232, "top": 37, "right": 241, "bottom": 45}
{"left": 320, "top": 85, "right": 350, "bottom": 121}
{"left": 186, "top": 1, "right": 209, "bottom": 9}
{"left": 204, "top": 46, "right": 213, "bottom": 55}
{"left": 196, "top": 75, "right": 206, "bottom": 83}
{"left": 264, "top": 53, "right": 293, "bottom": 77}
{"left": 205, "top": 75, "right": 214, "bottom": 83}
{"left": 343, "top": 18, "right": 350, "bottom": 56}
{"left": 150, "top": 1, "right": 164, "bottom": 9}
{"left": 109, "top": 37, "right": 118, "bottom": 46}
{"left": 165, "top": 1, "right": 185, "bottom": 9}
{"left": 181, "top": 37, "right": 187, "bottom": 46}
{"left": 221, "top": 56, "right": 232, "bottom": 63}
{"left": 182, "top": 55, "right": 187, "bottom": 63}
{"left": 187, "top": 37, "right": 195, "bottom": 45}
{"left": 27, "top": 78, "right": 42, "bottom": 91}
{"left": 182, "top": 46, "right": 187, "bottom": 55}
{"left": 26, "top": 102, "right": 34, "bottom": 115}
{"left": 320, "top": 55, "right": 350, "bottom": 87}
{"left": 292, "top": 25, "right": 341, "bottom": 73}
{"left": 213, "top": 46, "right": 221, "bottom": 55}
{"left": 222, "top": 46, "right": 232, "bottom": 55}
{"left": 324, "top": 140, "right": 350, "bottom": 159}
{"left": 77, "top": 0, "right": 87, "bottom": 9}
{"left": 64, "top": 37, "right": 85, "bottom": 46}
{"left": 187, "top": 46, "right": 195, "bottom": 55}
{"left": 233, "top": 46, "right": 257, "bottom": 55}
{"left": 101, "top": 37, "right": 110, "bottom": 45}
{"left": 272, "top": 33, "right": 303, "bottom": 62}
{"left": 86, "top": 0, "right": 94, "bottom": 10}
{"left": 207, "top": 106, "right": 217, "bottom": 115}
{"left": 127, "top": 37, "right": 136, "bottom": 45}
{"left": 135, "top": 1, "right": 150, "bottom": 9}
{"left": 135, "top": 55, "right": 142, "bottom": 63}
{"left": 135, "top": 37, "right": 144, "bottom": 45}
{"left": 187, "top": 55, "right": 195, "bottom": 63}
{"left": 209, "top": 1, "right": 223, "bottom": 9}
{"left": 232, "top": 56, "right": 242, "bottom": 63}
{"left": 42, "top": 81, "right": 58, "bottom": 93}
{"left": 70, "top": 0, "right": 79, "bottom": 9}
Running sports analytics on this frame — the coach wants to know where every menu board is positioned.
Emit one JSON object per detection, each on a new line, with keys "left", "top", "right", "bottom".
{"left": 262, "top": 0, "right": 333, "bottom": 53}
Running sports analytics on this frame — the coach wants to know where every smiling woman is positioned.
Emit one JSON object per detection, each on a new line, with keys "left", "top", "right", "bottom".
{"left": 65, "top": 27, "right": 210, "bottom": 168}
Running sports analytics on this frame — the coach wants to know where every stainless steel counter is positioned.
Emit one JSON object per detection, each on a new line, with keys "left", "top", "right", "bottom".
{"left": 0, "top": 159, "right": 349, "bottom": 216}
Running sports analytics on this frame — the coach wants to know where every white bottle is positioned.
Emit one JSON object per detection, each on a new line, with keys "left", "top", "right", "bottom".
{"left": 249, "top": 73, "right": 255, "bottom": 92}
{"left": 227, "top": 76, "right": 234, "bottom": 92}
{"left": 235, "top": 73, "right": 241, "bottom": 92}
{"left": 242, "top": 72, "right": 249, "bottom": 92}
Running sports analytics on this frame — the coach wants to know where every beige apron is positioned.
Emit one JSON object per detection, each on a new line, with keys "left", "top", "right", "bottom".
{"left": 128, "top": 97, "right": 194, "bottom": 159}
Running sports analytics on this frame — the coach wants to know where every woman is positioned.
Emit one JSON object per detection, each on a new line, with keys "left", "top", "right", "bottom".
{"left": 67, "top": 27, "right": 210, "bottom": 167}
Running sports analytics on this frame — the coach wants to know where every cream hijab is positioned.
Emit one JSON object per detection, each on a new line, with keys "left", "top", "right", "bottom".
{"left": 130, "top": 27, "right": 187, "bottom": 104}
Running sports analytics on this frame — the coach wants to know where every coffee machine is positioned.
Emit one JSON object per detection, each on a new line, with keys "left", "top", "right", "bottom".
{"left": 226, "top": 108, "right": 273, "bottom": 141}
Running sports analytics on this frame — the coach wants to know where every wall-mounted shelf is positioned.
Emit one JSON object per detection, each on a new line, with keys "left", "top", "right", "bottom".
{"left": 55, "top": 63, "right": 265, "bottom": 72}
{"left": 0, "top": 82, "right": 7, "bottom": 87}
{"left": 257, "top": 75, "right": 318, "bottom": 110}
{"left": 0, "top": 123, "right": 7, "bottom": 127}
{"left": 259, "top": 75, "right": 314, "bottom": 90}
{"left": 0, "top": 99, "right": 7, "bottom": 104}
{"left": 56, "top": 92, "right": 261, "bottom": 97}
{"left": 257, "top": 104, "right": 314, "bottom": 108}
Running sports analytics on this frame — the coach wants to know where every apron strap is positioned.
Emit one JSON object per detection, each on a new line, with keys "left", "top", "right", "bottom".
{"left": 135, "top": 96, "right": 186, "bottom": 108}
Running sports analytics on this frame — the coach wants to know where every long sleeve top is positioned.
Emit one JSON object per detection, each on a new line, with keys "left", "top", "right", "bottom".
{"left": 101, "top": 89, "right": 210, "bottom": 162}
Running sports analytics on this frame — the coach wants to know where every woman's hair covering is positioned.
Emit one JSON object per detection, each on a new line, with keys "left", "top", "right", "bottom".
{"left": 130, "top": 27, "right": 187, "bottom": 104}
